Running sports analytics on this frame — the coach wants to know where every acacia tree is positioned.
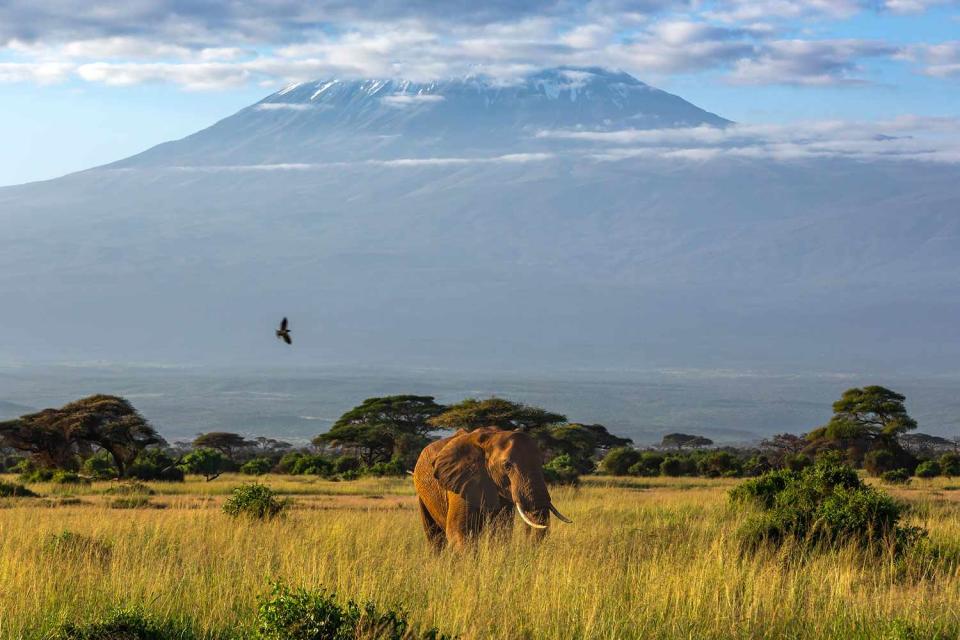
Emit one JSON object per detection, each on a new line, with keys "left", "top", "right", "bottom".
{"left": 192, "top": 432, "right": 252, "bottom": 460}
{"left": 661, "top": 433, "right": 713, "bottom": 450}
{"left": 0, "top": 395, "right": 162, "bottom": 475}
{"left": 314, "top": 395, "right": 446, "bottom": 465}
{"left": 804, "top": 386, "right": 918, "bottom": 470}
{"left": 428, "top": 397, "right": 566, "bottom": 433}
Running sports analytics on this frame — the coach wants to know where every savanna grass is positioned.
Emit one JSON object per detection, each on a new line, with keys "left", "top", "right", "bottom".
{"left": 2, "top": 473, "right": 960, "bottom": 639}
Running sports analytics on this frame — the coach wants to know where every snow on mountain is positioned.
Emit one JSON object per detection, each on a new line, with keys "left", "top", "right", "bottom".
{"left": 113, "top": 67, "right": 729, "bottom": 168}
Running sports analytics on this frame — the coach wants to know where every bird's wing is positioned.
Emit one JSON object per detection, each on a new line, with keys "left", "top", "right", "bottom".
{"left": 283, "top": 334, "right": 292, "bottom": 345}
{"left": 280, "top": 317, "right": 288, "bottom": 331}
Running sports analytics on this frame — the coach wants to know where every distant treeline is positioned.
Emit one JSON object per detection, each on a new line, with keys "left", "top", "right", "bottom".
{"left": 1, "top": 386, "right": 955, "bottom": 485}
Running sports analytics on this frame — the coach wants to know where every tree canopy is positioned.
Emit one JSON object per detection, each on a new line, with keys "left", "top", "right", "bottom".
{"left": 428, "top": 397, "right": 566, "bottom": 432}
{"left": 661, "top": 433, "right": 714, "bottom": 449}
{"left": 0, "top": 395, "right": 163, "bottom": 476}
{"left": 314, "top": 395, "right": 446, "bottom": 464}
{"left": 192, "top": 432, "right": 251, "bottom": 459}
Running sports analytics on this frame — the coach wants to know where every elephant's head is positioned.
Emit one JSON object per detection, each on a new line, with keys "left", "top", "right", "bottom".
{"left": 432, "top": 427, "right": 572, "bottom": 534}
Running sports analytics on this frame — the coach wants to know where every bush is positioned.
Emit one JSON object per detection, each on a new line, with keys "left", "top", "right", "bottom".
{"left": 127, "top": 449, "right": 184, "bottom": 482}
{"left": 599, "top": 447, "right": 642, "bottom": 476}
{"left": 730, "top": 458, "right": 923, "bottom": 552}
{"left": 783, "top": 453, "right": 812, "bottom": 472}
{"left": 180, "top": 448, "right": 228, "bottom": 481}
{"left": 51, "top": 470, "right": 87, "bottom": 485}
{"left": 697, "top": 451, "right": 742, "bottom": 478}
{"left": 0, "top": 480, "right": 36, "bottom": 497}
{"left": 255, "top": 580, "right": 451, "bottom": 640}
{"left": 241, "top": 457, "right": 274, "bottom": 476}
{"left": 627, "top": 452, "right": 664, "bottom": 477}
{"left": 50, "top": 607, "right": 198, "bottom": 640}
{"left": 659, "top": 457, "right": 684, "bottom": 477}
{"left": 223, "top": 483, "right": 288, "bottom": 520}
{"left": 881, "top": 468, "right": 911, "bottom": 484}
{"left": 915, "top": 460, "right": 941, "bottom": 478}
{"left": 19, "top": 467, "right": 55, "bottom": 483}
{"left": 82, "top": 452, "right": 119, "bottom": 480}
{"left": 332, "top": 456, "right": 361, "bottom": 475}
{"left": 290, "top": 454, "right": 334, "bottom": 476}
{"left": 940, "top": 453, "right": 960, "bottom": 477}
{"left": 105, "top": 481, "right": 155, "bottom": 496}
{"left": 543, "top": 454, "right": 580, "bottom": 486}
{"left": 365, "top": 457, "right": 405, "bottom": 477}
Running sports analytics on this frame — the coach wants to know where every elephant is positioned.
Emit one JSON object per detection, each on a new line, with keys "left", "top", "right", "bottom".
{"left": 412, "top": 426, "right": 572, "bottom": 550}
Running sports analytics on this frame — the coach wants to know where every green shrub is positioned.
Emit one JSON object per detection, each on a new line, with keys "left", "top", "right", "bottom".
{"left": 291, "top": 454, "right": 334, "bottom": 476}
{"left": 255, "top": 580, "right": 451, "bottom": 640}
{"left": 104, "top": 481, "right": 155, "bottom": 496}
{"left": 19, "top": 467, "right": 55, "bottom": 483}
{"left": 241, "top": 457, "right": 275, "bottom": 476}
{"left": 42, "top": 530, "right": 112, "bottom": 562}
{"left": 180, "top": 448, "right": 228, "bottom": 482}
{"left": 365, "top": 457, "right": 405, "bottom": 477}
{"left": 697, "top": 451, "right": 742, "bottom": 478}
{"left": 50, "top": 607, "right": 199, "bottom": 640}
{"left": 127, "top": 449, "right": 185, "bottom": 482}
{"left": 939, "top": 453, "right": 960, "bottom": 477}
{"left": 599, "top": 447, "right": 641, "bottom": 476}
{"left": 543, "top": 454, "right": 580, "bottom": 486}
{"left": 783, "top": 453, "right": 812, "bottom": 472}
{"left": 82, "top": 452, "right": 119, "bottom": 480}
{"left": 0, "top": 480, "right": 36, "bottom": 497}
{"left": 627, "top": 452, "right": 664, "bottom": 477}
{"left": 52, "top": 470, "right": 88, "bottom": 485}
{"left": 730, "top": 458, "right": 923, "bottom": 553}
{"left": 915, "top": 460, "right": 941, "bottom": 478}
{"left": 332, "top": 456, "right": 361, "bottom": 475}
{"left": 881, "top": 468, "right": 911, "bottom": 484}
{"left": 223, "top": 483, "right": 288, "bottom": 520}
{"left": 659, "top": 457, "right": 684, "bottom": 477}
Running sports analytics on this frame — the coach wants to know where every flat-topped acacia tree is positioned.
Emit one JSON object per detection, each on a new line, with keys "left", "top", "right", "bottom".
{"left": 0, "top": 394, "right": 162, "bottom": 476}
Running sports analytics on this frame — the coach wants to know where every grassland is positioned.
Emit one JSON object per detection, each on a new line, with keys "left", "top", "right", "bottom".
{"left": 2, "top": 473, "right": 960, "bottom": 639}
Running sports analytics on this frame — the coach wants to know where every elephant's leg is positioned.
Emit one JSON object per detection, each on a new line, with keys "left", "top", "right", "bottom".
{"left": 444, "top": 493, "right": 476, "bottom": 550}
{"left": 418, "top": 498, "right": 445, "bottom": 553}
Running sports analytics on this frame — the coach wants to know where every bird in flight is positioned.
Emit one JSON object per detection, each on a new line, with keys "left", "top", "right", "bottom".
{"left": 276, "top": 317, "right": 292, "bottom": 345}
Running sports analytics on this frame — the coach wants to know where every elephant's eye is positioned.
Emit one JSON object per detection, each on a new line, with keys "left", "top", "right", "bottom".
{"left": 502, "top": 460, "right": 514, "bottom": 470}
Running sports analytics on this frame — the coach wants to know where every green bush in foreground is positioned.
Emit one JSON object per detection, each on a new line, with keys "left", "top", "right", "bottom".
{"left": 223, "top": 483, "right": 288, "bottom": 520}
{"left": 881, "top": 468, "right": 911, "bottom": 485}
{"left": 256, "top": 581, "right": 452, "bottom": 640}
{"left": 49, "top": 607, "right": 200, "bottom": 640}
{"left": 730, "top": 457, "right": 924, "bottom": 552}
{"left": 543, "top": 454, "right": 581, "bottom": 486}
{"left": 915, "top": 460, "right": 941, "bottom": 478}
{"left": 241, "top": 457, "right": 274, "bottom": 476}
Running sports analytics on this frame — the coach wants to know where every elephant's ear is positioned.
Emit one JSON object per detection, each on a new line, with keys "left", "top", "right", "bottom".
{"left": 433, "top": 435, "right": 499, "bottom": 511}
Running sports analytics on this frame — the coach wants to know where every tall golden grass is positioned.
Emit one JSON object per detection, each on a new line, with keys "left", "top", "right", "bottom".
{"left": 2, "top": 473, "right": 960, "bottom": 639}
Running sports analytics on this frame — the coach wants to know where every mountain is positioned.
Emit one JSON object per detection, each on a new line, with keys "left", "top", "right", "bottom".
{"left": 114, "top": 67, "right": 729, "bottom": 167}
{"left": 0, "top": 67, "right": 957, "bottom": 374}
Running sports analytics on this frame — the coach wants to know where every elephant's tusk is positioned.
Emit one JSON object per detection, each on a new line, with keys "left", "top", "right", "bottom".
{"left": 516, "top": 503, "right": 547, "bottom": 529}
{"left": 549, "top": 504, "right": 573, "bottom": 524}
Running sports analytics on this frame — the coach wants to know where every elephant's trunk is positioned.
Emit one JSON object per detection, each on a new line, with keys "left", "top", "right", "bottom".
{"left": 511, "top": 471, "right": 551, "bottom": 530}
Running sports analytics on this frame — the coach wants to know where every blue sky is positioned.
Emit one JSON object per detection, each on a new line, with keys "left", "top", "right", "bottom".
{"left": 1, "top": 0, "right": 958, "bottom": 186}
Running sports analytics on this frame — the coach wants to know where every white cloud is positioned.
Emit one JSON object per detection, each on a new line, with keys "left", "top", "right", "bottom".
{"left": 542, "top": 116, "right": 960, "bottom": 163}
{"left": 0, "top": 61, "right": 73, "bottom": 83}
{"left": 381, "top": 93, "right": 445, "bottom": 106}
{"left": 903, "top": 41, "right": 960, "bottom": 77}
{"left": 728, "top": 39, "right": 898, "bottom": 85}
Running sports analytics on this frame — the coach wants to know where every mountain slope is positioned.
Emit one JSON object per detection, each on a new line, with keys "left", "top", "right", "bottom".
{"left": 113, "top": 67, "right": 729, "bottom": 167}
{"left": 0, "top": 68, "right": 957, "bottom": 373}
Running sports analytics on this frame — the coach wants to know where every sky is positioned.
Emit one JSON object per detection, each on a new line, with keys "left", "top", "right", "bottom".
{"left": 1, "top": 0, "right": 959, "bottom": 186}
